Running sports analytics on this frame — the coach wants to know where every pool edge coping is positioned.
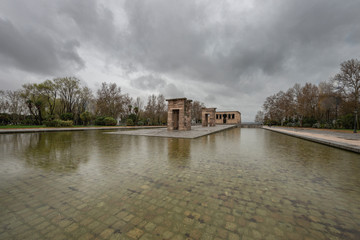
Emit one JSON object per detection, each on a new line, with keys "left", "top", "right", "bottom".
{"left": 263, "top": 126, "right": 360, "bottom": 154}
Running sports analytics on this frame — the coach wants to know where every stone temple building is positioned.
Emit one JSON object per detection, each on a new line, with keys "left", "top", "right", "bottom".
{"left": 166, "top": 98, "right": 192, "bottom": 131}
{"left": 215, "top": 111, "right": 241, "bottom": 125}
{"left": 201, "top": 108, "right": 216, "bottom": 127}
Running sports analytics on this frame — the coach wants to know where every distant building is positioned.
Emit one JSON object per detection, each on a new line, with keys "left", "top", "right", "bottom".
{"left": 215, "top": 111, "right": 241, "bottom": 125}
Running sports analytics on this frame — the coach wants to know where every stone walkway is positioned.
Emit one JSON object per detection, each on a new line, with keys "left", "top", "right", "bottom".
{"left": 263, "top": 126, "right": 360, "bottom": 153}
{"left": 106, "top": 125, "right": 237, "bottom": 139}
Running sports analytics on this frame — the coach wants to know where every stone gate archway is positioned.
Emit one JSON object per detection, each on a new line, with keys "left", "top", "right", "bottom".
{"left": 166, "top": 98, "right": 192, "bottom": 131}
{"left": 202, "top": 108, "right": 216, "bottom": 127}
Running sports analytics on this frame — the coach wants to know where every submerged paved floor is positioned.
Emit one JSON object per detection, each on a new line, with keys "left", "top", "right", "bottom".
{"left": 106, "top": 125, "right": 236, "bottom": 139}
{"left": 1, "top": 129, "right": 360, "bottom": 239}
{"left": 263, "top": 126, "right": 360, "bottom": 153}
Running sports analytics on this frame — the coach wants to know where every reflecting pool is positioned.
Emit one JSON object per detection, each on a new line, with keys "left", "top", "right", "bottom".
{"left": 0, "top": 128, "right": 359, "bottom": 239}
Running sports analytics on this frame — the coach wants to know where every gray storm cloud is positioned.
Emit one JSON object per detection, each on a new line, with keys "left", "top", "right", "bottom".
{"left": 0, "top": 0, "right": 359, "bottom": 121}
{"left": 0, "top": 17, "right": 84, "bottom": 75}
{"left": 118, "top": 0, "right": 360, "bottom": 92}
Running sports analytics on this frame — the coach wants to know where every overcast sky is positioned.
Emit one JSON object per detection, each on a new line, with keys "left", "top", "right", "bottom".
{"left": 1, "top": 0, "right": 359, "bottom": 121}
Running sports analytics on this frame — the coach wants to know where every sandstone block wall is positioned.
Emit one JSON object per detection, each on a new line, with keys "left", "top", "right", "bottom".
{"left": 202, "top": 108, "right": 217, "bottom": 127}
{"left": 215, "top": 111, "right": 241, "bottom": 125}
{"left": 166, "top": 98, "right": 192, "bottom": 131}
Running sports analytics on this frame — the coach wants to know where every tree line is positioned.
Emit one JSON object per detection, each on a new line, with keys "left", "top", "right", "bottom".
{"left": 255, "top": 59, "right": 360, "bottom": 129}
{"left": 0, "top": 77, "right": 205, "bottom": 126}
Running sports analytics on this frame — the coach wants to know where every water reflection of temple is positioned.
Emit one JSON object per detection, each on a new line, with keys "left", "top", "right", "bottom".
{"left": 167, "top": 138, "right": 191, "bottom": 168}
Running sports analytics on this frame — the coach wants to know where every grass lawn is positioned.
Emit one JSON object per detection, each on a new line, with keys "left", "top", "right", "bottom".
{"left": 0, "top": 125, "right": 104, "bottom": 129}
{"left": 0, "top": 125, "right": 150, "bottom": 129}
{"left": 0, "top": 125, "right": 46, "bottom": 129}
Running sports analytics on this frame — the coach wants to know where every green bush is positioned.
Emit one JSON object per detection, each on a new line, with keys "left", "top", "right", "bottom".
{"left": 126, "top": 119, "right": 134, "bottom": 126}
{"left": 60, "top": 113, "right": 74, "bottom": 121}
{"left": 22, "top": 115, "right": 37, "bottom": 125}
{"left": 127, "top": 114, "right": 137, "bottom": 124}
{"left": 338, "top": 114, "right": 354, "bottom": 129}
{"left": 104, "top": 117, "right": 117, "bottom": 126}
{"left": 80, "top": 111, "right": 92, "bottom": 126}
{"left": 44, "top": 119, "right": 73, "bottom": 127}
{"left": 0, "top": 113, "right": 11, "bottom": 125}
{"left": 45, "top": 115, "right": 56, "bottom": 121}
{"left": 95, "top": 116, "right": 105, "bottom": 125}
{"left": 303, "top": 117, "right": 317, "bottom": 126}
{"left": 137, "top": 121, "right": 144, "bottom": 126}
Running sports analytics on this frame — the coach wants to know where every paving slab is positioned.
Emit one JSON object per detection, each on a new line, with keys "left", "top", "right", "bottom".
{"left": 263, "top": 126, "right": 360, "bottom": 153}
{"left": 106, "top": 125, "right": 236, "bottom": 139}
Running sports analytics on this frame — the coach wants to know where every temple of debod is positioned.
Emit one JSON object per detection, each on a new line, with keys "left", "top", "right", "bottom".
{"left": 166, "top": 97, "right": 241, "bottom": 131}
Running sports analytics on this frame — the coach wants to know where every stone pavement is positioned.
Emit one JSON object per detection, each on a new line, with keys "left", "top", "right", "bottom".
{"left": 106, "top": 125, "right": 236, "bottom": 139}
{"left": 263, "top": 126, "right": 360, "bottom": 153}
{"left": 1, "top": 128, "right": 360, "bottom": 239}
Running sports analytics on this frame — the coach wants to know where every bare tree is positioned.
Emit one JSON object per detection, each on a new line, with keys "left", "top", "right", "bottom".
{"left": 121, "top": 93, "right": 133, "bottom": 119}
{"left": 0, "top": 90, "right": 9, "bottom": 113}
{"left": 7, "top": 90, "right": 27, "bottom": 121}
{"left": 156, "top": 94, "right": 167, "bottom": 124}
{"left": 333, "top": 59, "right": 360, "bottom": 129}
{"left": 318, "top": 81, "right": 338, "bottom": 122}
{"left": 54, "top": 77, "right": 81, "bottom": 114}
{"left": 144, "top": 94, "right": 166, "bottom": 125}
{"left": 145, "top": 94, "right": 157, "bottom": 124}
{"left": 96, "top": 82, "right": 124, "bottom": 119}
{"left": 254, "top": 110, "right": 264, "bottom": 124}
{"left": 192, "top": 100, "right": 205, "bottom": 123}
{"left": 133, "top": 97, "right": 144, "bottom": 112}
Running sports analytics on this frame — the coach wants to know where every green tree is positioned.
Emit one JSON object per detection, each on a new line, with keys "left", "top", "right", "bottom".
{"left": 21, "top": 83, "right": 46, "bottom": 124}
{"left": 80, "top": 111, "right": 92, "bottom": 126}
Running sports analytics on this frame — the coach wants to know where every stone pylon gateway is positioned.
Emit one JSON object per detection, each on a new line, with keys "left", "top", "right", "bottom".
{"left": 202, "top": 108, "right": 217, "bottom": 127}
{"left": 166, "top": 98, "right": 192, "bottom": 131}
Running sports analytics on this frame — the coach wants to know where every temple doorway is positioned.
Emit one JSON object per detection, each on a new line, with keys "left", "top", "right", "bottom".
{"left": 172, "top": 110, "right": 179, "bottom": 130}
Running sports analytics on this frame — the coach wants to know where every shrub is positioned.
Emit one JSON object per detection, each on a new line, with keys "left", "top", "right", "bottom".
{"left": 104, "top": 117, "right": 117, "bottom": 126}
{"left": 303, "top": 117, "right": 317, "bottom": 126}
{"left": 22, "top": 115, "right": 37, "bottom": 125}
{"left": 338, "top": 114, "right": 354, "bottom": 129}
{"left": 46, "top": 115, "right": 56, "bottom": 121}
{"left": 80, "top": 111, "right": 92, "bottom": 126}
{"left": 44, "top": 119, "right": 73, "bottom": 127}
{"left": 60, "top": 113, "right": 74, "bottom": 121}
{"left": 95, "top": 116, "right": 105, "bottom": 125}
{"left": 127, "top": 114, "right": 137, "bottom": 124}
{"left": 126, "top": 119, "right": 134, "bottom": 126}
{"left": 137, "top": 121, "right": 144, "bottom": 126}
{"left": 0, "top": 113, "right": 11, "bottom": 125}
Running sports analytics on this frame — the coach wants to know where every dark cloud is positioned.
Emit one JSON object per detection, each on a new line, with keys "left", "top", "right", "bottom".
{"left": 119, "top": 0, "right": 360, "bottom": 88}
{"left": 0, "top": 0, "right": 360, "bottom": 121}
{"left": 0, "top": 18, "right": 84, "bottom": 75}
